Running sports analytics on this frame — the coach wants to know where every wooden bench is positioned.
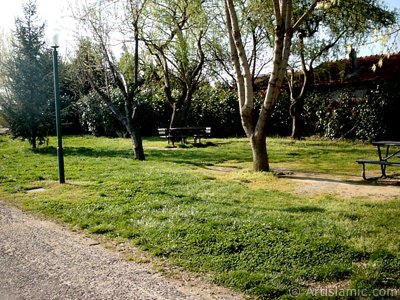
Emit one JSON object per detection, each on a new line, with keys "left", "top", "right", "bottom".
{"left": 356, "top": 159, "right": 400, "bottom": 180}
{"left": 158, "top": 127, "right": 211, "bottom": 146}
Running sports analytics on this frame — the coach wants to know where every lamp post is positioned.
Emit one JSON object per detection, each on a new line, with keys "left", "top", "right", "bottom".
{"left": 51, "top": 36, "right": 65, "bottom": 184}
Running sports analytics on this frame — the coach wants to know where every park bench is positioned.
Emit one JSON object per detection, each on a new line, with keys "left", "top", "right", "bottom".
{"left": 158, "top": 127, "right": 211, "bottom": 146}
{"left": 356, "top": 141, "right": 400, "bottom": 180}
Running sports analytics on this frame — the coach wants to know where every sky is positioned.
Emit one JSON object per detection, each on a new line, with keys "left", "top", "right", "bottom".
{"left": 0, "top": 0, "right": 72, "bottom": 34}
{"left": 0, "top": 0, "right": 400, "bottom": 57}
{"left": 0, "top": 0, "right": 76, "bottom": 54}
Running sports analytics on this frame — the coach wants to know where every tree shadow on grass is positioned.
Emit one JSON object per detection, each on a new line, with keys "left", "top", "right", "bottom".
{"left": 146, "top": 141, "right": 251, "bottom": 167}
{"left": 33, "top": 146, "right": 133, "bottom": 159}
{"left": 280, "top": 206, "right": 326, "bottom": 213}
{"left": 32, "top": 142, "right": 251, "bottom": 168}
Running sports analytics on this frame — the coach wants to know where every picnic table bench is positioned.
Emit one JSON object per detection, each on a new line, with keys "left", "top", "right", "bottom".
{"left": 356, "top": 141, "right": 400, "bottom": 180}
{"left": 158, "top": 127, "right": 211, "bottom": 146}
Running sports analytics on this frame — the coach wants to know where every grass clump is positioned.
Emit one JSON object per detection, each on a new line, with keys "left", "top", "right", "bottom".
{"left": 0, "top": 135, "right": 399, "bottom": 299}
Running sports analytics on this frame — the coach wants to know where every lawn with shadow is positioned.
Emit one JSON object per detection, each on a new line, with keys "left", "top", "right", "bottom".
{"left": 0, "top": 135, "right": 399, "bottom": 299}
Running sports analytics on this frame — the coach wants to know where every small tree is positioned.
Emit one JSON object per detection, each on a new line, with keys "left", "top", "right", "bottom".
{"left": 74, "top": 0, "right": 147, "bottom": 160}
{"left": 0, "top": 0, "right": 53, "bottom": 148}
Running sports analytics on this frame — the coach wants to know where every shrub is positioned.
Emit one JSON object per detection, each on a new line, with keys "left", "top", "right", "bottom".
{"left": 0, "top": 115, "right": 8, "bottom": 127}
{"left": 320, "top": 90, "right": 360, "bottom": 139}
{"left": 303, "top": 80, "right": 400, "bottom": 141}
{"left": 269, "top": 90, "right": 292, "bottom": 137}
{"left": 78, "top": 90, "right": 126, "bottom": 137}
{"left": 356, "top": 82, "right": 400, "bottom": 141}
{"left": 188, "top": 84, "right": 244, "bottom": 137}
{"left": 135, "top": 91, "right": 170, "bottom": 136}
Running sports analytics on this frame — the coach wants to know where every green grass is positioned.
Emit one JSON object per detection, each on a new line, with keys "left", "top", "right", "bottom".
{"left": 0, "top": 135, "right": 399, "bottom": 299}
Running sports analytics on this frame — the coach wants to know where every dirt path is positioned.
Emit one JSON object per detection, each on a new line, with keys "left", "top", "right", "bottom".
{"left": 0, "top": 201, "right": 244, "bottom": 300}
{"left": 280, "top": 171, "right": 400, "bottom": 200}
{"left": 203, "top": 165, "right": 399, "bottom": 200}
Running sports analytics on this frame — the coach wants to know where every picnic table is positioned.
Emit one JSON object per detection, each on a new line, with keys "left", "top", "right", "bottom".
{"left": 356, "top": 141, "right": 400, "bottom": 180}
{"left": 158, "top": 127, "right": 211, "bottom": 146}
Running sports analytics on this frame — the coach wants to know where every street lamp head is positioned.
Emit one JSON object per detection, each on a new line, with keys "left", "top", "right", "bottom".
{"left": 51, "top": 27, "right": 61, "bottom": 48}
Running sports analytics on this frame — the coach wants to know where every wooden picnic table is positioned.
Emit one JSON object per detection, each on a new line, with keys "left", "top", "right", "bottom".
{"left": 357, "top": 141, "right": 400, "bottom": 180}
{"left": 158, "top": 127, "right": 211, "bottom": 146}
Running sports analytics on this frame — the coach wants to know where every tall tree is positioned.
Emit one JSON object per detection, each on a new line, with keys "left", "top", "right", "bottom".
{"left": 225, "top": 0, "right": 397, "bottom": 171}
{"left": 0, "top": 0, "right": 53, "bottom": 149}
{"left": 143, "top": 0, "right": 207, "bottom": 128}
{"left": 225, "top": 0, "right": 316, "bottom": 171}
{"left": 74, "top": 0, "right": 147, "bottom": 160}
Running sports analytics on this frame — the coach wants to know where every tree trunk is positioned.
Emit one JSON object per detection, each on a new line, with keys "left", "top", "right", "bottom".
{"left": 225, "top": 0, "right": 305, "bottom": 172}
{"left": 169, "top": 96, "right": 192, "bottom": 128}
{"left": 250, "top": 134, "right": 269, "bottom": 172}
{"left": 169, "top": 103, "right": 182, "bottom": 128}
{"left": 131, "top": 131, "right": 145, "bottom": 160}
{"left": 31, "top": 137, "right": 37, "bottom": 149}
{"left": 290, "top": 96, "right": 305, "bottom": 139}
{"left": 171, "top": 109, "right": 189, "bottom": 128}
{"left": 127, "top": 125, "right": 145, "bottom": 160}
{"left": 291, "top": 114, "right": 301, "bottom": 139}
{"left": 125, "top": 113, "right": 145, "bottom": 161}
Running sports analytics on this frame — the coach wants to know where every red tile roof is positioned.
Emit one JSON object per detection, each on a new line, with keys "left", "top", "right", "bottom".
{"left": 314, "top": 52, "right": 400, "bottom": 87}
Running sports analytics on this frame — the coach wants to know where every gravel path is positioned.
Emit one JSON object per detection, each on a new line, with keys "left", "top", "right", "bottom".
{"left": 0, "top": 201, "right": 243, "bottom": 300}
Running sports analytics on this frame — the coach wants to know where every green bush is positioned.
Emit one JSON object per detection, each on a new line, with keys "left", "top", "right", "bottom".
{"left": 188, "top": 84, "right": 244, "bottom": 137}
{"left": 303, "top": 91, "right": 328, "bottom": 136}
{"left": 269, "top": 90, "right": 292, "bottom": 137}
{"left": 78, "top": 90, "right": 126, "bottom": 137}
{"left": 356, "top": 82, "right": 400, "bottom": 141}
{"left": 319, "top": 90, "right": 360, "bottom": 139}
{"left": 134, "top": 91, "right": 171, "bottom": 136}
{"left": 303, "top": 80, "right": 400, "bottom": 141}
{"left": 0, "top": 115, "right": 8, "bottom": 127}
{"left": 73, "top": 80, "right": 400, "bottom": 140}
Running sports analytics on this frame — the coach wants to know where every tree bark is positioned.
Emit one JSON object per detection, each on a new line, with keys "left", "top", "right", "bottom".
{"left": 168, "top": 92, "right": 193, "bottom": 128}
{"left": 250, "top": 133, "right": 269, "bottom": 172}
{"left": 289, "top": 66, "right": 314, "bottom": 139}
{"left": 224, "top": 0, "right": 318, "bottom": 171}
{"left": 169, "top": 105, "right": 185, "bottom": 128}
{"left": 128, "top": 106, "right": 145, "bottom": 160}
{"left": 290, "top": 95, "right": 305, "bottom": 139}
{"left": 31, "top": 137, "right": 37, "bottom": 149}
{"left": 130, "top": 128, "right": 145, "bottom": 160}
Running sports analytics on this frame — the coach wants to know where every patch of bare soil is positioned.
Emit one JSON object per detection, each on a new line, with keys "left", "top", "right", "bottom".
{"left": 278, "top": 171, "right": 400, "bottom": 200}
{"left": 203, "top": 165, "right": 399, "bottom": 200}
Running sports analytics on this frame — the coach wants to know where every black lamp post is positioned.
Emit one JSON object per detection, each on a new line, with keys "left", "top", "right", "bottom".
{"left": 51, "top": 40, "right": 65, "bottom": 184}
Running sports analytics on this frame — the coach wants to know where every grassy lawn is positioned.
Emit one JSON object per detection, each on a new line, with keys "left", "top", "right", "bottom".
{"left": 0, "top": 135, "right": 399, "bottom": 299}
